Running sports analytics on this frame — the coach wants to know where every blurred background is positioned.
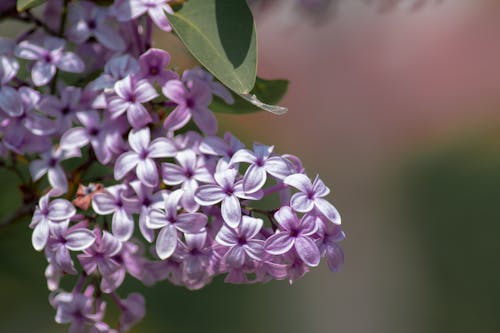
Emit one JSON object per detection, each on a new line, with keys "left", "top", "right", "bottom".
{"left": 2, "top": 0, "right": 500, "bottom": 332}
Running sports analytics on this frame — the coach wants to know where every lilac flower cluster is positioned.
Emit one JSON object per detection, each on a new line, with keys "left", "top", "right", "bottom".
{"left": 0, "top": 0, "right": 344, "bottom": 331}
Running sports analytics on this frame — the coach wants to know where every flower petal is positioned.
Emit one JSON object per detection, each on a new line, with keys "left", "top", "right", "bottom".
{"left": 112, "top": 209, "right": 134, "bottom": 241}
{"left": 295, "top": 236, "right": 320, "bottom": 267}
{"left": 65, "top": 229, "right": 96, "bottom": 251}
{"left": 156, "top": 225, "right": 177, "bottom": 260}
{"left": 195, "top": 185, "right": 225, "bottom": 206}
{"left": 32, "top": 220, "right": 49, "bottom": 251}
{"left": 221, "top": 195, "right": 241, "bottom": 228}
{"left": 265, "top": 232, "right": 294, "bottom": 255}
{"left": 314, "top": 198, "right": 341, "bottom": 225}
{"left": 284, "top": 173, "right": 313, "bottom": 193}
{"left": 114, "top": 151, "right": 139, "bottom": 180}
{"left": 290, "top": 192, "right": 314, "bottom": 213}
{"left": 137, "top": 159, "right": 159, "bottom": 188}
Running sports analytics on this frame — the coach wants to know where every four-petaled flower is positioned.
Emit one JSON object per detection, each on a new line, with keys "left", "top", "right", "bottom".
{"left": 216, "top": 216, "right": 265, "bottom": 268}
{"left": 265, "top": 206, "right": 321, "bottom": 267}
{"left": 284, "top": 173, "right": 341, "bottom": 224}
{"left": 15, "top": 37, "right": 84, "bottom": 86}
{"left": 114, "top": 126, "right": 177, "bottom": 187}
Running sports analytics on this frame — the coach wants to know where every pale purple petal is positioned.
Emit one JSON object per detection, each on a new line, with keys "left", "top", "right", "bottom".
{"left": 265, "top": 232, "right": 295, "bottom": 255}
{"left": 32, "top": 61, "right": 56, "bottom": 86}
{"left": 221, "top": 195, "right": 241, "bottom": 228}
{"left": 60, "top": 127, "right": 89, "bottom": 149}
{"left": 15, "top": 41, "right": 44, "bottom": 60}
{"left": 57, "top": 52, "right": 85, "bottom": 73}
{"left": 162, "top": 79, "right": 186, "bottom": 103}
{"left": 107, "top": 96, "right": 129, "bottom": 118}
{"left": 264, "top": 156, "right": 292, "bottom": 179}
{"left": 48, "top": 166, "right": 68, "bottom": 194}
{"left": 240, "top": 216, "right": 263, "bottom": 239}
{"left": 326, "top": 244, "right": 344, "bottom": 272}
{"left": 30, "top": 159, "right": 48, "bottom": 181}
{"left": 163, "top": 106, "right": 191, "bottom": 132}
{"left": 191, "top": 106, "right": 217, "bottom": 135}
{"left": 0, "top": 86, "right": 23, "bottom": 116}
{"left": 284, "top": 173, "right": 313, "bottom": 193}
{"left": 156, "top": 225, "right": 177, "bottom": 260}
{"left": 32, "top": 220, "right": 49, "bottom": 251}
{"left": 312, "top": 176, "right": 330, "bottom": 197}
{"left": 101, "top": 231, "right": 123, "bottom": 257}
{"left": 112, "top": 209, "right": 134, "bottom": 241}
{"left": 148, "top": 6, "right": 172, "bottom": 32}
{"left": 273, "top": 206, "right": 297, "bottom": 231}
{"left": 148, "top": 137, "right": 176, "bottom": 158}
{"left": 137, "top": 159, "right": 159, "bottom": 187}
{"left": 147, "top": 209, "right": 167, "bottom": 229}
{"left": 244, "top": 240, "right": 264, "bottom": 261}
{"left": 65, "top": 229, "right": 96, "bottom": 251}
{"left": 195, "top": 185, "right": 225, "bottom": 205}
{"left": 242, "top": 164, "right": 266, "bottom": 193}
{"left": 134, "top": 79, "right": 159, "bottom": 103}
{"left": 224, "top": 246, "right": 245, "bottom": 267}
{"left": 230, "top": 149, "right": 256, "bottom": 164}
{"left": 215, "top": 226, "right": 237, "bottom": 246}
{"left": 295, "top": 236, "right": 320, "bottom": 267}
{"left": 92, "top": 193, "right": 117, "bottom": 215}
{"left": 127, "top": 103, "right": 152, "bottom": 129}
{"left": 315, "top": 198, "right": 341, "bottom": 224}
{"left": 175, "top": 213, "right": 207, "bottom": 234}
{"left": 114, "top": 151, "right": 139, "bottom": 180}
{"left": 48, "top": 199, "right": 76, "bottom": 221}
{"left": 161, "top": 163, "right": 185, "bottom": 185}
{"left": 290, "top": 192, "right": 314, "bottom": 213}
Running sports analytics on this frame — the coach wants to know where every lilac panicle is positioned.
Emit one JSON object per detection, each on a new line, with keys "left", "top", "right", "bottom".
{"left": 10, "top": 3, "right": 345, "bottom": 331}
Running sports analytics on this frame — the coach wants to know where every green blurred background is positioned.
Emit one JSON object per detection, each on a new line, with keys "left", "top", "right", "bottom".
{"left": 2, "top": 1, "right": 500, "bottom": 332}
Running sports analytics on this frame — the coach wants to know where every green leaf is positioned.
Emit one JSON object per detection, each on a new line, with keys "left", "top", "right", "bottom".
{"left": 210, "top": 77, "right": 289, "bottom": 114}
{"left": 16, "top": 0, "right": 47, "bottom": 12}
{"left": 167, "top": 0, "right": 257, "bottom": 94}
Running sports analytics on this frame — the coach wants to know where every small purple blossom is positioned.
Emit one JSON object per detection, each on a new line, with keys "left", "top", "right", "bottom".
{"left": 216, "top": 216, "right": 265, "bottom": 268}
{"left": 114, "top": 127, "right": 176, "bottom": 187}
{"left": 148, "top": 190, "right": 207, "bottom": 259}
{"left": 162, "top": 79, "right": 217, "bottom": 135}
{"left": 284, "top": 173, "right": 341, "bottom": 224}
{"left": 108, "top": 75, "right": 158, "bottom": 128}
{"left": 195, "top": 167, "right": 263, "bottom": 228}
{"left": 265, "top": 206, "right": 321, "bottom": 267}
{"left": 30, "top": 193, "right": 77, "bottom": 251}
{"left": 138, "top": 48, "right": 177, "bottom": 85}
{"left": 67, "top": 1, "right": 126, "bottom": 51}
{"left": 15, "top": 37, "right": 85, "bottom": 86}
{"left": 113, "top": 0, "right": 174, "bottom": 32}
{"left": 92, "top": 185, "right": 139, "bottom": 241}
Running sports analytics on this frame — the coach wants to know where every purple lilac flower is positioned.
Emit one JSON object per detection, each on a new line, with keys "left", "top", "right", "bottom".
{"left": 78, "top": 229, "right": 123, "bottom": 277}
{"left": 67, "top": 1, "right": 126, "bottom": 51}
{"left": 119, "top": 293, "right": 146, "bottom": 332}
{"left": 90, "top": 54, "right": 139, "bottom": 90}
{"left": 39, "top": 86, "right": 85, "bottom": 133}
{"left": 183, "top": 67, "right": 234, "bottom": 104}
{"left": 15, "top": 37, "right": 85, "bottom": 86}
{"left": 195, "top": 166, "right": 263, "bottom": 228}
{"left": 138, "top": 48, "right": 177, "bottom": 85}
{"left": 30, "top": 147, "right": 81, "bottom": 195}
{"left": 126, "top": 180, "right": 167, "bottom": 242}
{"left": 231, "top": 143, "right": 293, "bottom": 193}
{"left": 265, "top": 206, "right": 321, "bottom": 267}
{"left": 215, "top": 216, "right": 265, "bottom": 268}
{"left": 148, "top": 189, "right": 207, "bottom": 259}
{"left": 177, "top": 231, "right": 213, "bottom": 289}
{"left": 0, "top": 55, "right": 20, "bottom": 115}
{"left": 2, "top": 87, "right": 56, "bottom": 153}
{"left": 114, "top": 126, "right": 176, "bottom": 187}
{"left": 113, "top": 0, "right": 174, "bottom": 32}
{"left": 318, "top": 219, "right": 345, "bottom": 272}
{"left": 161, "top": 149, "right": 213, "bottom": 212}
{"left": 108, "top": 75, "right": 158, "bottom": 128}
{"left": 52, "top": 288, "right": 105, "bottom": 332}
{"left": 30, "top": 193, "right": 77, "bottom": 251}
{"left": 162, "top": 79, "right": 217, "bottom": 135}
{"left": 92, "top": 185, "right": 139, "bottom": 241}
{"left": 60, "top": 110, "right": 119, "bottom": 164}
{"left": 284, "top": 173, "right": 341, "bottom": 224}
{"left": 46, "top": 220, "right": 96, "bottom": 274}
